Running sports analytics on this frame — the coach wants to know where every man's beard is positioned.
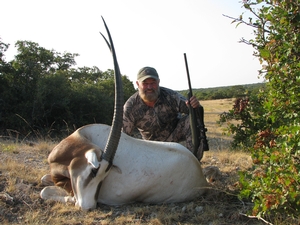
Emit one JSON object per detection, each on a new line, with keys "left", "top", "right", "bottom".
{"left": 139, "top": 87, "right": 160, "bottom": 103}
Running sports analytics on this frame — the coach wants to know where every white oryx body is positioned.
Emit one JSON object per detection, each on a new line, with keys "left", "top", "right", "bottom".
{"left": 41, "top": 124, "right": 207, "bottom": 209}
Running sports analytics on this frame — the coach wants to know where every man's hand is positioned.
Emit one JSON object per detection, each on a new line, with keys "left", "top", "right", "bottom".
{"left": 186, "top": 96, "right": 200, "bottom": 108}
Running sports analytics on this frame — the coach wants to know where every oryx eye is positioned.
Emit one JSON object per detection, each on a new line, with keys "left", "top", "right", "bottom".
{"left": 91, "top": 167, "right": 99, "bottom": 178}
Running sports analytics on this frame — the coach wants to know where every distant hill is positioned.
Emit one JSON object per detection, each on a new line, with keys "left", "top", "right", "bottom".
{"left": 178, "top": 83, "right": 266, "bottom": 100}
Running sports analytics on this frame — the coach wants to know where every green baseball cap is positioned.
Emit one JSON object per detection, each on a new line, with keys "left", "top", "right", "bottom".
{"left": 137, "top": 67, "right": 159, "bottom": 82}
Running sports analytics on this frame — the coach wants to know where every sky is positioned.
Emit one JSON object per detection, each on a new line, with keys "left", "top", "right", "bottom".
{"left": 1, "top": 0, "right": 263, "bottom": 90}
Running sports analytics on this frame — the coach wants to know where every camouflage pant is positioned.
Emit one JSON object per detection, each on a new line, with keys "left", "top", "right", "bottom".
{"left": 165, "top": 115, "right": 193, "bottom": 153}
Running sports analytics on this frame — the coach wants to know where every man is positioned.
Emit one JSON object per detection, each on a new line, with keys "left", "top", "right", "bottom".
{"left": 122, "top": 66, "right": 208, "bottom": 160}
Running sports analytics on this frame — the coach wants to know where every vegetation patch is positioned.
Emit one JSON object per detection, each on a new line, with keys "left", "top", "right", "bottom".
{"left": 0, "top": 99, "right": 298, "bottom": 224}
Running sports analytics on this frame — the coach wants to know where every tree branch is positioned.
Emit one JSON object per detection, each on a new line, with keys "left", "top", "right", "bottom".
{"left": 222, "top": 14, "right": 271, "bottom": 34}
{"left": 239, "top": 213, "right": 274, "bottom": 225}
{"left": 222, "top": 14, "right": 259, "bottom": 29}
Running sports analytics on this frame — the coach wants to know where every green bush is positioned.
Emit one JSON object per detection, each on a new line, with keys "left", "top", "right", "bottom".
{"left": 227, "top": 0, "right": 300, "bottom": 219}
{"left": 218, "top": 92, "right": 268, "bottom": 149}
{"left": 0, "top": 40, "right": 136, "bottom": 138}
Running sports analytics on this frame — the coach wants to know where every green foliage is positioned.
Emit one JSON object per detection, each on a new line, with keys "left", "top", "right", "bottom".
{"left": 227, "top": 0, "right": 300, "bottom": 219}
{"left": 218, "top": 89, "right": 268, "bottom": 149}
{"left": 178, "top": 83, "right": 265, "bottom": 100}
{"left": 0, "top": 40, "right": 136, "bottom": 138}
{"left": 0, "top": 38, "right": 9, "bottom": 61}
{"left": 0, "top": 142, "right": 16, "bottom": 153}
{"left": 239, "top": 127, "right": 300, "bottom": 217}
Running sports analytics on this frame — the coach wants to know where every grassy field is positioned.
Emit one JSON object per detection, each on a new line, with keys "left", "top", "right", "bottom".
{"left": 0, "top": 99, "right": 297, "bottom": 225}
{"left": 201, "top": 98, "right": 234, "bottom": 151}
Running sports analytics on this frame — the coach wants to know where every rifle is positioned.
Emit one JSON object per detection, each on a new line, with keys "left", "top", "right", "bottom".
{"left": 184, "top": 53, "right": 209, "bottom": 159}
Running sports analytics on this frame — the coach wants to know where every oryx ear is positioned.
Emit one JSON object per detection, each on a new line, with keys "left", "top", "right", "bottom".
{"left": 85, "top": 150, "right": 100, "bottom": 168}
{"left": 112, "top": 165, "right": 122, "bottom": 174}
{"left": 41, "top": 174, "right": 54, "bottom": 186}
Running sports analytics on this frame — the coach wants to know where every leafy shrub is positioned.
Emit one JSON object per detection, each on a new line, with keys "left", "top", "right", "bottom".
{"left": 225, "top": 0, "right": 300, "bottom": 219}
{"left": 0, "top": 40, "right": 136, "bottom": 138}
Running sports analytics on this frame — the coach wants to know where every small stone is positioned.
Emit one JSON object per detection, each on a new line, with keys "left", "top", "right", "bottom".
{"left": 195, "top": 206, "right": 203, "bottom": 213}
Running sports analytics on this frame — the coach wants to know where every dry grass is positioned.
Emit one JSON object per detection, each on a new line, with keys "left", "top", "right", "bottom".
{"left": 0, "top": 99, "right": 298, "bottom": 225}
{"left": 201, "top": 98, "right": 234, "bottom": 151}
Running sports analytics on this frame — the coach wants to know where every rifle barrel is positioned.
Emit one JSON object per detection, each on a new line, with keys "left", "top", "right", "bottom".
{"left": 184, "top": 53, "right": 193, "bottom": 96}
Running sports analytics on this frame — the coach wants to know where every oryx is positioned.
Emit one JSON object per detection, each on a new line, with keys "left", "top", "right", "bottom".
{"left": 40, "top": 17, "right": 208, "bottom": 210}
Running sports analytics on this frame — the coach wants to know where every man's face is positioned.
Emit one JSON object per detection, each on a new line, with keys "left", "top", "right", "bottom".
{"left": 137, "top": 78, "right": 160, "bottom": 103}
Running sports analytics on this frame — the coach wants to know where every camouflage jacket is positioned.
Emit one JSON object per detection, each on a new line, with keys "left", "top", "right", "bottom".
{"left": 122, "top": 87, "right": 189, "bottom": 141}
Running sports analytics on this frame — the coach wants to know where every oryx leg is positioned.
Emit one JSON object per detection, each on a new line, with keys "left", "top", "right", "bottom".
{"left": 40, "top": 186, "right": 75, "bottom": 203}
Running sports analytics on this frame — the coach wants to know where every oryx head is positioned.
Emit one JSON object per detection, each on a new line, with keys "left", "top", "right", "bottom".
{"left": 71, "top": 17, "right": 124, "bottom": 210}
